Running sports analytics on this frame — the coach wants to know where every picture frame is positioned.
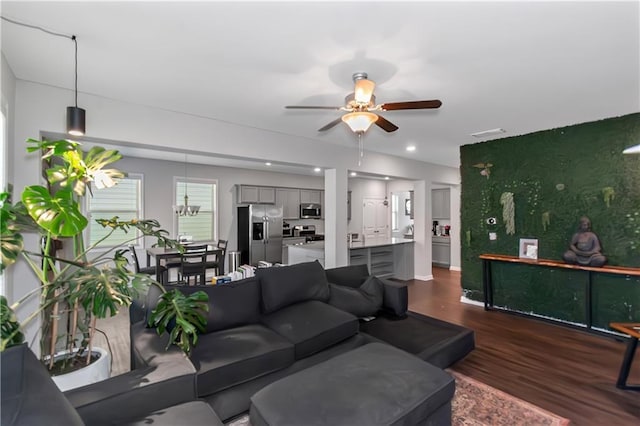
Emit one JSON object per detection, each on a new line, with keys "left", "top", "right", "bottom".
{"left": 404, "top": 198, "right": 411, "bottom": 216}
{"left": 519, "top": 238, "right": 539, "bottom": 259}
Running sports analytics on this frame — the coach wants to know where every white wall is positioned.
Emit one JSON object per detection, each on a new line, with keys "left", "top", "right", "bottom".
{"left": 7, "top": 80, "right": 461, "bottom": 339}
{"left": 1, "top": 53, "right": 17, "bottom": 301}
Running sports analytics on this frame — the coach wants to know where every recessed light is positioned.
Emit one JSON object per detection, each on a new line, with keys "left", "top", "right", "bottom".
{"left": 406, "top": 145, "right": 416, "bottom": 152}
{"left": 314, "top": 167, "right": 322, "bottom": 173}
{"left": 384, "top": 176, "right": 390, "bottom": 180}
{"left": 265, "top": 162, "right": 272, "bottom": 166}
{"left": 350, "top": 172, "right": 357, "bottom": 177}
{"left": 470, "top": 128, "right": 506, "bottom": 138}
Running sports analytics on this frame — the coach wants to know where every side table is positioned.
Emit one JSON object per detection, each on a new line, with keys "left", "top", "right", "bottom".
{"left": 609, "top": 322, "right": 640, "bottom": 391}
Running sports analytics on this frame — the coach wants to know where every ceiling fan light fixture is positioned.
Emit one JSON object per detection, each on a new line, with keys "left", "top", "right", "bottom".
{"left": 342, "top": 112, "right": 378, "bottom": 133}
{"left": 354, "top": 78, "right": 376, "bottom": 105}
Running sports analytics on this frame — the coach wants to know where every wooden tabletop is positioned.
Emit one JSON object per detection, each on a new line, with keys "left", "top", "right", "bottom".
{"left": 479, "top": 254, "right": 640, "bottom": 276}
{"left": 609, "top": 322, "right": 640, "bottom": 339}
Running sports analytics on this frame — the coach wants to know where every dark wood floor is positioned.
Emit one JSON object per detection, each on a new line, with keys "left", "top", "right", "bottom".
{"left": 414, "top": 267, "right": 639, "bottom": 426}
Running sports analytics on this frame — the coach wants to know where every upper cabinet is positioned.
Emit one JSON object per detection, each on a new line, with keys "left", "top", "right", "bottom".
{"left": 276, "top": 188, "right": 301, "bottom": 219}
{"left": 238, "top": 185, "right": 276, "bottom": 204}
{"left": 432, "top": 188, "right": 450, "bottom": 219}
{"left": 300, "top": 189, "right": 322, "bottom": 204}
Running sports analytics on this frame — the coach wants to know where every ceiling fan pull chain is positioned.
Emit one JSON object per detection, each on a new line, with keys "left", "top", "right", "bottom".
{"left": 357, "top": 132, "right": 364, "bottom": 166}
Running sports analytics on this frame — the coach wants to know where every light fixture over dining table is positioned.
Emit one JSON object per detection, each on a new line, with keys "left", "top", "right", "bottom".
{"left": 173, "top": 154, "right": 200, "bottom": 216}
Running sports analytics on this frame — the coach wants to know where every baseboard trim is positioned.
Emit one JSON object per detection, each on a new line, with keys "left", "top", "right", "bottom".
{"left": 460, "top": 296, "right": 484, "bottom": 307}
{"left": 414, "top": 274, "right": 434, "bottom": 281}
{"left": 449, "top": 266, "right": 461, "bottom": 272}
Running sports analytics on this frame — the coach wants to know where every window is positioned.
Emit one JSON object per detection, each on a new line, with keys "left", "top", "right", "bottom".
{"left": 86, "top": 174, "right": 143, "bottom": 247}
{"left": 175, "top": 179, "right": 217, "bottom": 241}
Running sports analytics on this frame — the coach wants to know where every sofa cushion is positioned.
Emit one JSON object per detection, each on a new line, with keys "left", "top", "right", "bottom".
{"left": 257, "top": 261, "right": 330, "bottom": 314}
{"left": 121, "top": 401, "right": 223, "bottom": 426}
{"left": 359, "top": 311, "right": 476, "bottom": 368}
{"left": 328, "top": 275, "right": 384, "bottom": 317}
{"left": 165, "top": 277, "right": 261, "bottom": 333}
{"left": 261, "top": 300, "right": 359, "bottom": 359}
{"left": 189, "top": 324, "right": 294, "bottom": 396}
{"left": 250, "top": 342, "right": 455, "bottom": 426}
{"left": 325, "top": 263, "right": 370, "bottom": 288}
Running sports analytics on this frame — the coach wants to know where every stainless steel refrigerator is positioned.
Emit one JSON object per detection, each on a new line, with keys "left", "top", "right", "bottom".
{"left": 237, "top": 204, "right": 283, "bottom": 266}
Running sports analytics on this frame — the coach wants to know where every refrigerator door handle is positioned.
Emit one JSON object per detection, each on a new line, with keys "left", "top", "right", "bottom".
{"left": 264, "top": 219, "right": 269, "bottom": 244}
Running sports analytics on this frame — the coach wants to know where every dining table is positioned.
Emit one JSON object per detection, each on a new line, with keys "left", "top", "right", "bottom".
{"left": 146, "top": 242, "right": 223, "bottom": 282}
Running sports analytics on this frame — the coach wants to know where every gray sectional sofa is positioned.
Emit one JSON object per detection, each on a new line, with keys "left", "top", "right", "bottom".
{"left": 136, "top": 261, "right": 473, "bottom": 422}
{"left": 1, "top": 261, "right": 475, "bottom": 425}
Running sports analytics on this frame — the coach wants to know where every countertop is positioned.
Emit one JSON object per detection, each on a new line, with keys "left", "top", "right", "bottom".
{"left": 348, "top": 237, "right": 415, "bottom": 249}
{"left": 288, "top": 241, "right": 325, "bottom": 252}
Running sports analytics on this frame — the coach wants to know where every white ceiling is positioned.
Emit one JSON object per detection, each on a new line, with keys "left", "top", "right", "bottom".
{"left": 2, "top": 1, "right": 639, "bottom": 170}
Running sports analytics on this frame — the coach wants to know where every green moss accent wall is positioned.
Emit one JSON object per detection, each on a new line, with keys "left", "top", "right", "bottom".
{"left": 460, "top": 113, "right": 640, "bottom": 327}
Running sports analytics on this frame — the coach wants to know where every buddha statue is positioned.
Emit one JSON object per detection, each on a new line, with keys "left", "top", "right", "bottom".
{"left": 562, "top": 216, "right": 606, "bottom": 267}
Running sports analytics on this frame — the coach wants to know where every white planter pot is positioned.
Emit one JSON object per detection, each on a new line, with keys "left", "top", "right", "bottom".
{"left": 50, "top": 347, "right": 111, "bottom": 391}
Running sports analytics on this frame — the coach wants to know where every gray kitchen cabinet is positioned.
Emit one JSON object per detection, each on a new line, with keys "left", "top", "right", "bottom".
{"left": 432, "top": 236, "right": 451, "bottom": 267}
{"left": 276, "top": 188, "right": 301, "bottom": 219}
{"left": 238, "top": 185, "right": 276, "bottom": 204}
{"left": 300, "top": 189, "right": 322, "bottom": 204}
{"left": 432, "top": 188, "right": 450, "bottom": 219}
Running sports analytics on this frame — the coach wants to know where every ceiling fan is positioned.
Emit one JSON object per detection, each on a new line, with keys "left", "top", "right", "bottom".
{"left": 285, "top": 72, "right": 442, "bottom": 134}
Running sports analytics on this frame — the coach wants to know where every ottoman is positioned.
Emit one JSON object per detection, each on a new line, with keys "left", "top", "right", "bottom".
{"left": 249, "top": 342, "right": 455, "bottom": 426}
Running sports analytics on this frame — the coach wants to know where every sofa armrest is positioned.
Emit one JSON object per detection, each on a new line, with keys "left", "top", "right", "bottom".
{"left": 65, "top": 325, "right": 198, "bottom": 424}
{"left": 380, "top": 278, "right": 408, "bottom": 318}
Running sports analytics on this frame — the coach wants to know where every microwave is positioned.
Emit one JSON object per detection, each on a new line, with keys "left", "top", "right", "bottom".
{"left": 300, "top": 203, "right": 322, "bottom": 219}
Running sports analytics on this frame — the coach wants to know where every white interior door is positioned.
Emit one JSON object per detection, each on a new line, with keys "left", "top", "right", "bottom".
{"left": 363, "top": 197, "right": 389, "bottom": 241}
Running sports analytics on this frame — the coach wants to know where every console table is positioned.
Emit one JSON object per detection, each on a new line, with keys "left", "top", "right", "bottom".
{"left": 480, "top": 254, "right": 640, "bottom": 332}
{"left": 609, "top": 322, "right": 640, "bottom": 391}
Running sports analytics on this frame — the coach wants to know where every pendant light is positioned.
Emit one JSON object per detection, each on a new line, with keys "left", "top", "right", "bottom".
{"left": 173, "top": 155, "right": 200, "bottom": 216}
{"left": 67, "top": 35, "right": 86, "bottom": 136}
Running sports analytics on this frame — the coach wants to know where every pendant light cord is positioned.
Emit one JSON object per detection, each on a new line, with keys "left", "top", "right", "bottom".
{"left": 73, "top": 35, "right": 78, "bottom": 107}
{"left": 2, "top": 16, "right": 78, "bottom": 105}
{"left": 1, "top": 15, "right": 73, "bottom": 40}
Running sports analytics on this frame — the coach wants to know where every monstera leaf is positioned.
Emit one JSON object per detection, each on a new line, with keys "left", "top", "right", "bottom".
{"left": 21, "top": 186, "right": 88, "bottom": 237}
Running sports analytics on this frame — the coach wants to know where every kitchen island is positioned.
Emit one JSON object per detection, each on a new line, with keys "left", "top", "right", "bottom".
{"left": 287, "top": 241, "right": 325, "bottom": 267}
{"left": 287, "top": 238, "right": 414, "bottom": 280}
{"left": 349, "top": 238, "right": 414, "bottom": 280}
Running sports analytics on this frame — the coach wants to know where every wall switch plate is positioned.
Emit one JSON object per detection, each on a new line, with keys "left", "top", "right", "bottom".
{"left": 489, "top": 232, "right": 497, "bottom": 241}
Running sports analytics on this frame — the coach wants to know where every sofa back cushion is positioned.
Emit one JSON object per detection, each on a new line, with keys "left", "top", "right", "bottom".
{"left": 325, "top": 264, "right": 370, "bottom": 288}
{"left": 257, "top": 261, "right": 330, "bottom": 314}
{"left": 328, "top": 275, "right": 384, "bottom": 317}
{"left": 165, "top": 277, "right": 262, "bottom": 333}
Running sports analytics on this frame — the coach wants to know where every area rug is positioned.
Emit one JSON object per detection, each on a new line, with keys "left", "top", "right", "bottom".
{"left": 225, "top": 370, "right": 571, "bottom": 426}
{"left": 448, "top": 370, "right": 570, "bottom": 426}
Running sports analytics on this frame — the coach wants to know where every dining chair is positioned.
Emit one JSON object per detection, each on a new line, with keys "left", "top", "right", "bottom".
{"left": 205, "top": 239, "right": 228, "bottom": 276}
{"left": 177, "top": 244, "right": 209, "bottom": 285}
{"left": 127, "top": 244, "right": 168, "bottom": 284}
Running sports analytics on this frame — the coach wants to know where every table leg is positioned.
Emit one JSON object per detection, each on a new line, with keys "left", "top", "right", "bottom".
{"left": 616, "top": 336, "right": 640, "bottom": 391}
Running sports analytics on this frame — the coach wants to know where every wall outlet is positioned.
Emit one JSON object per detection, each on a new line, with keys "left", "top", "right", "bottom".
{"left": 489, "top": 232, "right": 497, "bottom": 241}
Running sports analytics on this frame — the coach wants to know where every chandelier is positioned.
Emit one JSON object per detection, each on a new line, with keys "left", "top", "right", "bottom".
{"left": 173, "top": 154, "right": 200, "bottom": 216}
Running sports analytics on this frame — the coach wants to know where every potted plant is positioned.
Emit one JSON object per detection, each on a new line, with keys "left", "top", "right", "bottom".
{"left": 0, "top": 138, "right": 207, "bottom": 387}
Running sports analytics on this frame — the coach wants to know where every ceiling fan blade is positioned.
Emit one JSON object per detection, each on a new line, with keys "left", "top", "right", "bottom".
{"left": 381, "top": 100, "right": 442, "bottom": 111}
{"left": 285, "top": 105, "right": 342, "bottom": 110}
{"left": 375, "top": 115, "right": 399, "bottom": 133}
{"left": 318, "top": 117, "right": 343, "bottom": 132}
